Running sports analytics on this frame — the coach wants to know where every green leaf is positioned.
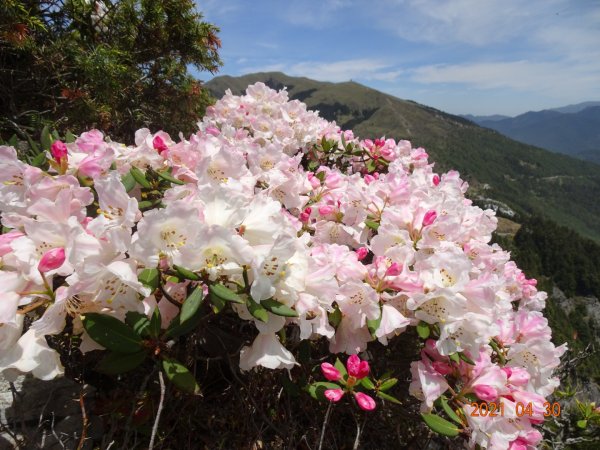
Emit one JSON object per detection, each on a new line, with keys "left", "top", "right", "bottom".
{"left": 125, "top": 311, "right": 151, "bottom": 337}
{"left": 180, "top": 286, "right": 204, "bottom": 323}
{"left": 365, "top": 220, "right": 380, "bottom": 231}
{"left": 417, "top": 321, "right": 431, "bottom": 339}
{"left": 577, "top": 419, "right": 588, "bottom": 429}
{"left": 40, "top": 125, "right": 53, "bottom": 151}
{"left": 96, "top": 351, "right": 148, "bottom": 375}
{"left": 458, "top": 352, "right": 475, "bottom": 365}
{"left": 449, "top": 353, "right": 460, "bottom": 364}
{"left": 261, "top": 298, "right": 298, "bottom": 317}
{"left": 421, "top": 413, "right": 460, "bottom": 437}
{"left": 376, "top": 391, "right": 402, "bottom": 404}
{"left": 31, "top": 152, "right": 47, "bottom": 168}
{"left": 8, "top": 134, "right": 18, "bottom": 147}
{"left": 328, "top": 307, "right": 342, "bottom": 328}
{"left": 65, "top": 131, "right": 76, "bottom": 143}
{"left": 51, "top": 130, "right": 60, "bottom": 140}
{"left": 315, "top": 171, "right": 326, "bottom": 182}
{"left": 130, "top": 166, "right": 151, "bottom": 189}
{"left": 334, "top": 358, "right": 348, "bottom": 378}
{"left": 149, "top": 307, "right": 162, "bottom": 338}
{"left": 366, "top": 159, "right": 376, "bottom": 172}
{"left": 121, "top": 172, "right": 136, "bottom": 192}
{"left": 138, "top": 268, "right": 159, "bottom": 292}
{"left": 82, "top": 313, "right": 143, "bottom": 353}
{"left": 307, "top": 160, "right": 319, "bottom": 171}
{"left": 156, "top": 170, "right": 184, "bottom": 185}
{"left": 307, "top": 382, "right": 340, "bottom": 401}
{"left": 367, "top": 310, "right": 382, "bottom": 337}
{"left": 209, "top": 283, "right": 244, "bottom": 304}
{"left": 361, "top": 377, "right": 376, "bottom": 390}
{"left": 137, "top": 200, "right": 154, "bottom": 210}
{"left": 209, "top": 293, "right": 227, "bottom": 314}
{"left": 438, "top": 395, "right": 463, "bottom": 425}
{"left": 164, "top": 286, "right": 205, "bottom": 338}
{"left": 247, "top": 297, "right": 269, "bottom": 322}
{"left": 162, "top": 358, "right": 201, "bottom": 395}
{"left": 379, "top": 378, "right": 398, "bottom": 392}
{"left": 173, "top": 264, "right": 200, "bottom": 281}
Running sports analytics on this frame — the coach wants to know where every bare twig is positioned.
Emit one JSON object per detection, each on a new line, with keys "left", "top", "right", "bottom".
{"left": 148, "top": 371, "right": 166, "bottom": 450}
{"left": 76, "top": 389, "right": 89, "bottom": 450}
{"left": 352, "top": 414, "right": 367, "bottom": 450}
{"left": 318, "top": 402, "right": 333, "bottom": 450}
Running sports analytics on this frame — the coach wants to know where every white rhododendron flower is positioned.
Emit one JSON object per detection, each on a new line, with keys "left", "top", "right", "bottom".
{"left": 0, "top": 82, "right": 567, "bottom": 449}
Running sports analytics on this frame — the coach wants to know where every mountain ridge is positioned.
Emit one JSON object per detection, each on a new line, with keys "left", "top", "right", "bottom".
{"left": 205, "top": 72, "right": 600, "bottom": 242}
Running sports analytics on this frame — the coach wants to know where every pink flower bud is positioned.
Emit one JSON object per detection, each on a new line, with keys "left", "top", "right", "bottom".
{"left": 473, "top": 384, "right": 498, "bottom": 402}
{"left": 50, "top": 140, "right": 68, "bottom": 162}
{"left": 324, "top": 388, "right": 344, "bottom": 402}
{"left": 385, "top": 262, "right": 402, "bottom": 277}
{"left": 205, "top": 126, "right": 220, "bottom": 136}
{"left": 422, "top": 210, "right": 437, "bottom": 227}
{"left": 346, "top": 355, "right": 370, "bottom": 379}
{"left": 321, "top": 363, "right": 342, "bottom": 381}
{"left": 508, "top": 438, "right": 528, "bottom": 450}
{"left": 432, "top": 361, "right": 453, "bottom": 375}
{"left": 363, "top": 174, "right": 376, "bottom": 185}
{"left": 432, "top": 174, "right": 440, "bottom": 186}
{"left": 299, "top": 212, "right": 311, "bottom": 223}
{"left": 38, "top": 247, "right": 66, "bottom": 272}
{"left": 354, "top": 392, "right": 376, "bottom": 411}
{"left": 152, "top": 135, "right": 168, "bottom": 154}
{"left": 355, "top": 247, "right": 368, "bottom": 261}
{"left": 318, "top": 205, "right": 335, "bottom": 215}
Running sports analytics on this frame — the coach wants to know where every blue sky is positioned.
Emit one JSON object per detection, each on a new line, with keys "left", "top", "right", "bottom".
{"left": 195, "top": 0, "right": 600, "bottom": 116}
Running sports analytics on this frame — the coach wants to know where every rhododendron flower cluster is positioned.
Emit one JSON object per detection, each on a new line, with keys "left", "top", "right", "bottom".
{"left": 0, "top": 82, "right": 565, "bottom": 449}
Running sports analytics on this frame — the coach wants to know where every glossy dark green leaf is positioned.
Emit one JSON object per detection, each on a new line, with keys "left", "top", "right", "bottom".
{"left": 8, "top": 134, "right": 18, "bottom": 147}
{"left": 328, "top": 307, "right": 342, "bottom": 328}
{"left": 261, "top": 298, "right": 298, "bottom": 317}
{"left": 130, "top": 166, "right": 151, "bottom": 188}
{"left": 40, "top": 125, "right": 52, "bottom": 151}
{"left": 138, "top": 268, "right": 159, "bottom": 292}
{"left": 417, "top": 321, "right": 431, "bottom": 339}
{"left": 361, "top": 377, "right": 376, "bottom": 390}
{"left": 149, "top": 306, "right": 162, "bottom": 338}
{"left": 164, "top": 286, "right": 205, "bottom": 338}
{"left": 96, "top": 350, "right": 148, "bottom": 375}
{"left": 334, "top": 358, "right": 348, "bottom": 378}
{"left": 82, "top": 313, "right": 143, "bottom": 353}
{"left": 421, "top": 413, "right": 460, "bottom": 437}
{"left": 137, "top": 200, "right": 154, "bottom": 210}
{"left": 365, "top": 220, "right": 380, "bottom": 231}
{"left": 247, "top": 297, "right": 268, "bottom": 322}
{"left": 367, "top": 310, "right": 382, "bottom": 337}
{"left": 209, "top": 283, "right": 244, "bottom": 304}
{"left": 376, "top": 391, "right": 402, "bottom": 404}
{"left": 156, "top": 170, "right": 184, "bottom": 185}
{"left": 30, "top": 152, "right": 47, "bottom": 168}
{"left": 173, "top": 264, "right": 200, "bottom": 281}
{"left": 307, "top": 381, "right": 340, "bottom": 401}
{"left": 458, "top": 352, "right": 475, "bottom": 365}
{"left": 121, "top": 172, "right": 136, "bottom": 192}
{"left": 65, "top": 130, "right": 76, "bottom": 143}
{"left": 438, "top": 395, "right": 463, "bottom": 425}
{"left": 125, "top": 311, "right": 151, "bottom": 337}
{"left": 379, "top": 378, "right": 398, "bottom": 392}
{"left": 162, "top": 358, "right": 201, "bottom": 395}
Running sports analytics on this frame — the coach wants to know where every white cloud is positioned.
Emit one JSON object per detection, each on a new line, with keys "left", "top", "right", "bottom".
{"left": 242, "top": 59, "right": 403, "bottom": 83}
{"left": 410, "top": 60, "right": 600, "bottom": 101}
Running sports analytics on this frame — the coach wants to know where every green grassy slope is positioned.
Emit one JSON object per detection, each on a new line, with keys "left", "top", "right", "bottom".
{"left": 205, "top": 72, "right": 600, "bottom": 241}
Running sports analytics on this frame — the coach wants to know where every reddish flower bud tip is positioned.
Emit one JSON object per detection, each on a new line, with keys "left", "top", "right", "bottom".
{"left": 324, "top": 388, "right": 344, "bottom": 402}
{"left": 152, "top": 135, "right": 168, "bottom": 153}
{"left": 355, "top": 247, "right": 368, "bottom": 261}
{"left": 432, "top": 361, "right": 453, "bottom": 375}
{"left": 385, "top": 262, "right": 402, "bottom": 277}
{"left": 50, "top": 140, "right": 68, "bottom": 162}
{"left": 346, "top": 355, "right": 370, "bottom": 379}
{"left": 422, "top": 210, "right": 437, "bottom": 227}
{"left": 38, "top": 247, "right": 66, "bottom": 272}
{"left": 473, "top": 384, "right": 498, "bottom": 402}
{"left": 318, "top": 205, "right": 335, "bottom": 215}
{"left": 432, "top": 174, "right": 440, "bottom": 186}
{"left": 321, "top": 362, "right": 342, "bottom": 381}
{"left": 354, "top": 392, "right": 376, "bottom": 411}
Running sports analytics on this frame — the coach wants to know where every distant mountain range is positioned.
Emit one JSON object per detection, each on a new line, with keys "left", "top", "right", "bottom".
{"left": 462, "top": 102, "right": 600, "bottom": 164}
{"left": 205, "top": 73, "right": 600, "bottom": 242}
